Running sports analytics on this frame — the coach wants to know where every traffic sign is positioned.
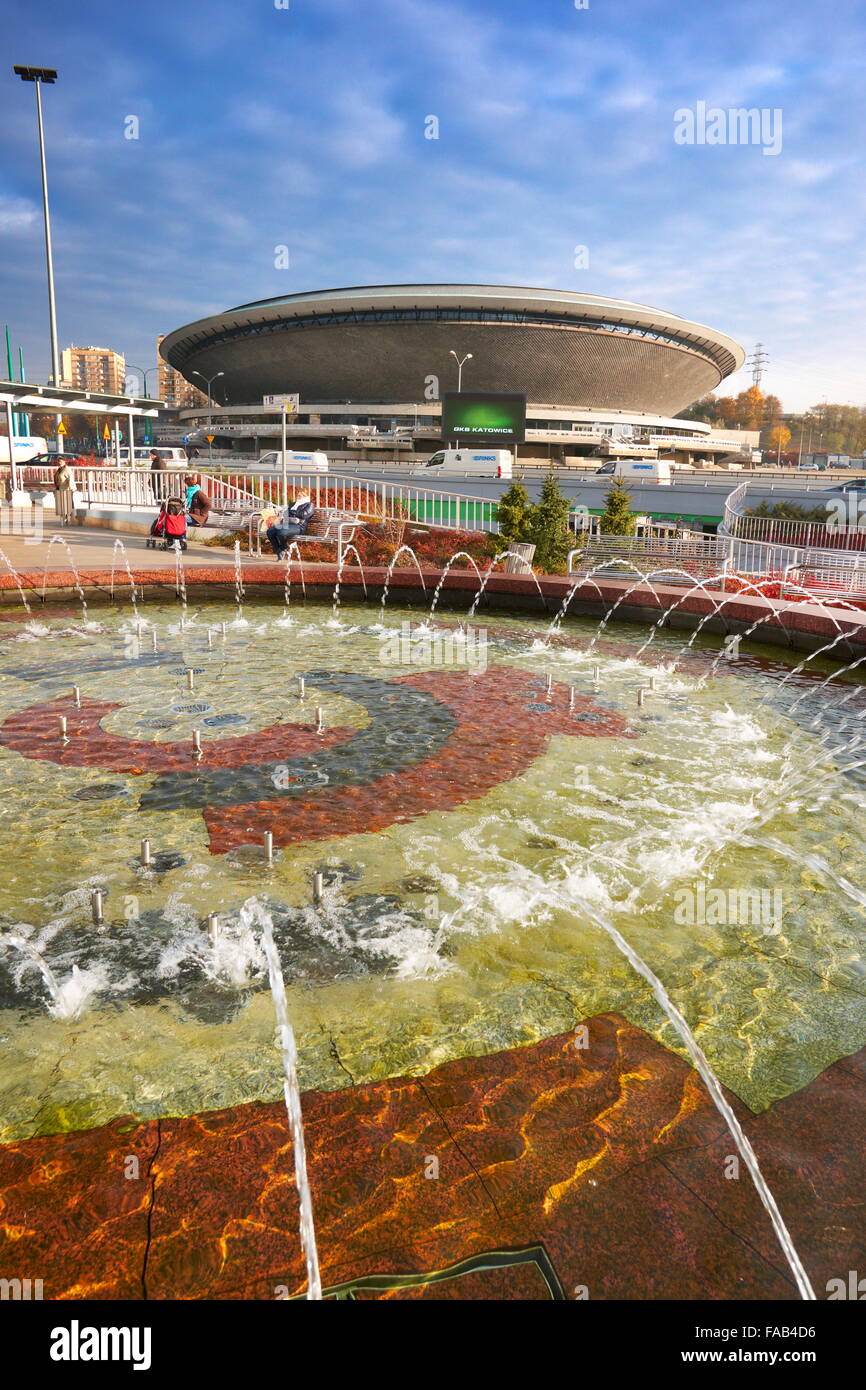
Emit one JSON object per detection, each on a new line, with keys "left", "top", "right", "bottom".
{"left": 263, "top": 393, "right": 299, "bottom": 412}
{"left": 56, "top": 422, "right": 67, "bottom": 435}
{"left": 205, "top": 435, "right": 215, "bottom": 444}
{"left": 102, "top": 424, "right": 111, "bottom": 440}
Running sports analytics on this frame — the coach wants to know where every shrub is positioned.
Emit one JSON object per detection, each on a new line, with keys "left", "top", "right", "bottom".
{"left": 526, "top": 469, "right": 572, "bottom": 573}
{"left": 599, "top": 476, "right": 636, "bottom": 535}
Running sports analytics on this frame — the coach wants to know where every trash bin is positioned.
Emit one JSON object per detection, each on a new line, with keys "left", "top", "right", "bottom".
{"left": 503, "top": 542, "right": 536, "bottom": 575}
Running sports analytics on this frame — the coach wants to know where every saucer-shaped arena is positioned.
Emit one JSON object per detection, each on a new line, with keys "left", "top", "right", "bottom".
{"left": 159, "top": 284, "right": 744, "bottom": 415}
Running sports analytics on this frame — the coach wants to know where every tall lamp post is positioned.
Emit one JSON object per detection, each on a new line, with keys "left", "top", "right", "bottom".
{"left": 126, "top": 365, "right": 158, "bottom": 448}
{"left": 13, "top": 65, "right": 60, "bottom": 387}
{"left": 448, "top": 351, "right": 472, "bottom": 448}
{"left": 448, "top": 350, "right": 472, "bottom": 392}
{"left": 191, "top": 370, "right": 224, "bottom": 461}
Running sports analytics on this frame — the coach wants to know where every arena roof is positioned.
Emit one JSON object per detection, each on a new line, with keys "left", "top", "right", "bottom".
{"left": 160, "top": 284, "right": 745, "bottom": 416}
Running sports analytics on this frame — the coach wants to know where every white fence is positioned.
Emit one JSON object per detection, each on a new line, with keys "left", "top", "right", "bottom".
{"left": 7, "top": 465, "right": 501, "bottom": 535}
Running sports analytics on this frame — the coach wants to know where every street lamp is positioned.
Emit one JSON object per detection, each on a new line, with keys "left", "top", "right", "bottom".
{"left": 191, "top": 370, "right": 225, "bottom": 429}
{"left": 191, "top": 370, "right": 224, "bottom": 462}
{"left": 125, "top": 365, "right": 158, "bottom": 398}
{"left": 449, "top": 350, "right": 472, "bottom": 392}
{"left": 13, "top": 65, "right": 60, "bottom": 386}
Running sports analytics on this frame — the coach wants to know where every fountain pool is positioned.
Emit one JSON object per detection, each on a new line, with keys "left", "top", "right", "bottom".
{"left": 0, "top": 589, "right": 865, "bottom": 1299}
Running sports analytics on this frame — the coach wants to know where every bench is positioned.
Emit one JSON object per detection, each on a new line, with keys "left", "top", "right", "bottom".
{"left": 248, "top": 507, "right": 360, "bottom": 562}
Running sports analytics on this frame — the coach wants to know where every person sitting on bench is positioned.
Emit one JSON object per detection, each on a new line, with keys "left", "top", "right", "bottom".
{"left": 266, "top": 491, "right": 315, "bottom": 559}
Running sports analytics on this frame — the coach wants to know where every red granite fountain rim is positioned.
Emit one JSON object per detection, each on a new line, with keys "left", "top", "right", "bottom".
{"left": 3, "top": 564, "right": 866, "bottom": 645}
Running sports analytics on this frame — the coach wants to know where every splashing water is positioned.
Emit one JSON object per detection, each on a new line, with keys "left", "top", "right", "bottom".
{"left": 42, "top": 534, "right": 90, "bottom": 624}
{"left": 240, "top": 899, "right": 322, "bottom": 1300}
{"left": 233, "top": 540, "right": 246, "bottom": 623}
{"left": 379, "top": 545, "right": 427, "bottom": 621}
{"left": 467, "top": 552, "right": 546, "bottom": 621}
{"left": 4, "top": 934, "right": 106, "bottom": 1020}
{"left": 173, "top": 541, "right": 188, "bottom": 619}
{"left": 109, "top": 539, "right": 141, "bottom": 623}
{"left": 331, "top": 544, "right": 368, "bottom": 621}
{"left": 0, "top": 546, "right": 32, "bottom": 614}
{"left": 569, "top": 892, "right": 815, "bottom": 1300}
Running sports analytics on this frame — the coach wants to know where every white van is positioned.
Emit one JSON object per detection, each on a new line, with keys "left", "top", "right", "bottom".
{"left": 115, "top": 446, "right": 189, "bottom": 468}
{"left": 415, "top": 448, "right": 513, "bottom": 478}
{"left": 258, "top": 450, "right": 329, "bottom": 473}
{"left": 596, "top": 458, "right": 672, "bottom": 484}
{"left": 0, "top": 435, "right": 47, "bottom": 464}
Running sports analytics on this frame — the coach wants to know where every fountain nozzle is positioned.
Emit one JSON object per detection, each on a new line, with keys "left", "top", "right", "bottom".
{"left": 206, "top": 913, "right": 219, "bottom": 946}
{"left": 315, "top": 706, "right": 324, "bottom": 734}
{"left": 264, "top": 831, "right": 274, "bottom": 865}
{"left": 91, "top": 889, "right": 105, "bottom": 928}
{"left": 298, "top": 676, "right": 305, "bottom": 699}
{"left": 72, "top": 685, "right": 81, "bottom": 707}
{"left": 313, "top": 871, "right": 324, "bottom": 905}
{"left": 140, "top": 838, "right": 151, "bottom": 868}
{"left": 186, "top": 669, "right": 195, "bottom": 692}
{"left": 59, "top": 715, "right": 68, "bottom": 742}
{"left": 192, "top": 730, "right": 202, "bottom": 758}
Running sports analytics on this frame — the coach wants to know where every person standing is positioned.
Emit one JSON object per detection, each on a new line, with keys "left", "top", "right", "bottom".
{"left": 150, "top": 449, "right": 164, "bottom": 501}
{"left": 53, "top": 460, "right": 74, "bottom": 525}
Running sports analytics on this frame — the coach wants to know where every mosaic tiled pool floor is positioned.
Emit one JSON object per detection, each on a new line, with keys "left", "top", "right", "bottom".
{"left": 0, "top": 598, "right": 865, "bottom": 1298}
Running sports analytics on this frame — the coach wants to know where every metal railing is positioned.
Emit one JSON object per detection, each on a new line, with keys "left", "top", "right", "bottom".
{"left": 568, "top": 535, "right": 731, "bottom": 583}
{"left": 14, "top": 465, "right": 265, "bottom": 514}
{"left": 723, "top": 480, "right": 866, "bottom": 552}
{"left": 239, "top": 473, "right": 500, "bottom": 533}
{"left": 8, "top": 465, "right": 501, "bottom": 535}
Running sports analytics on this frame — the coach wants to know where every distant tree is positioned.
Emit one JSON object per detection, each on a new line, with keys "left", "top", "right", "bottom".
{"left": 598, "top": 476, "right": 635, "bottom": 535}
{"left": 734, "top": 386, "right": 766, "bottom": 431}
{"left": 526, "top": 469, "right": 572, "bottom": 573}
{"left": 768, "top": 425, "right": 791, "bottom": 454}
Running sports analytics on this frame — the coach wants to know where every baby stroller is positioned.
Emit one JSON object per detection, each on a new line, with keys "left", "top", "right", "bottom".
{"left": 147, "top": 497, "right": 188, "bottom": 551}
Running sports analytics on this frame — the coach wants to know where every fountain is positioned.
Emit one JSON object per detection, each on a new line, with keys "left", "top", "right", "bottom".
{"left": 41, "top": 534, "right": 90, "bottom": 624}
{"left": 174, "top": 540, "right": 188, "bottom": 618}
{"left": 466, "top": 551, "right": 546, "bottom": 622}
{"left": 2, "top": 549, "right": 866, "bottom": 1304}
{"left": 426, "top": 551, "right": 483, "bottom": 623}
{"left": 0, "top": 546, "right": 33, "bottom": 614}
{"left": 233, "top": 539, "right": 246, "bottom": 623}
{"left": 377, "top": 545, "right": 427, "bottom": 623}
{"left": 242, "top": 899, "right": 322, "bottom": 1300}
{"left": 109, "top": 539, "right": 141, "bottom": 622}
{"left": 3, "top": 935, "right": 102, "bottom": 1021}
{"left": 331, "top": 545, "right": 368, "bottom": 622}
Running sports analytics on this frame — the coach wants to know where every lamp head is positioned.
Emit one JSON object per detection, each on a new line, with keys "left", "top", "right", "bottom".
{"left": 14, "top": 65, "right": 58, "bottom": 83}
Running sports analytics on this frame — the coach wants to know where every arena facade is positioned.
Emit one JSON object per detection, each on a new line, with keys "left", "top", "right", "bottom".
{"left": 159, "top": 284, "right": 751, "bottom": 463}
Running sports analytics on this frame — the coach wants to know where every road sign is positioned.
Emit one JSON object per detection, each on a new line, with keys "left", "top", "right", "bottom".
{"left": 102, "top": 424, "right": 111, "bottom": 440}
{"left": 56, "top": 421, "right": 66, "bottom": 435}
{"left": 205, "top": 435, "right": 215, "bottom": 444}
{"left": 263, "top": 393, "right": 299, "bottom": 412}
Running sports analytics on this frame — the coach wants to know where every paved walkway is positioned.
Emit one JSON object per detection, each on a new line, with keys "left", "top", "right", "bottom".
{"left": 0, "top": 522, "right": 269, "bottom": 574}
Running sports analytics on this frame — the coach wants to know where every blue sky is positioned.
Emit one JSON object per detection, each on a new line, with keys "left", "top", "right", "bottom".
{"left": 1, "top": 0, "right": 864, "bottom": 411}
